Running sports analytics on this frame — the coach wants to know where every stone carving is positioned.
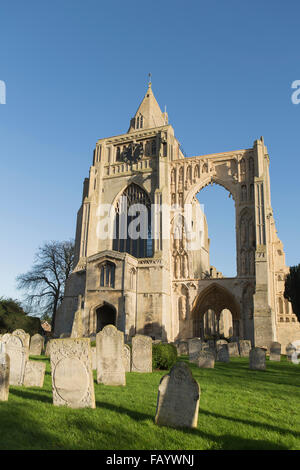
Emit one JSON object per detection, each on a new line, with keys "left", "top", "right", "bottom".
{"left": 2, "top": 333, "right": 27, "bottom": 385}
{"left": 269, "top": 342, "right": 281, "bottom": 361}
{"left": 228, "top": 342, "right": 240, "bottom": 357}
{"left": 123, "top": 344, "right": 131, "bottom": 372}
{"left": 29, "top": 334, "right": 45, "bottom": 356}
{"left": 197, "top": 350, "right": 215, "bottom": 369}
{"left": 13, "top": 329, "right": 30, "bottom": 358}
{"left": 216, "top": 344, "right": 230, "bottom": 363}
{"left": 50, "top": 338, "right": 95, "bottom": 408}
{"left": 23, "top": 360, "right": 46, "bottom": 387}
{"left": 249, "top": 347, "right": 266, "bottom": 370}
{"left": 96, "top": 325, "right": 125, "bottom": 385}
{"left": 0, "top": 345, "right": 10, "bottom": 401}
{"left": 239, "top": 339, "right": 252, "bottom": 357}
{"left": 131, "top": 335, "right": 152, "bottom": 373}
{"left": 188, "top": 338, "right": 202, "bottom": 363}
{"left": 155, "top": 362, "right": 200, "bottom": 428}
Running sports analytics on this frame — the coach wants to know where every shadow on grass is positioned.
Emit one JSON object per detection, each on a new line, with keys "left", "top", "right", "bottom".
{"left": 96, "top": 400, "right": 153, "bottom": 422}
{"left": 9, "top": 387, "right": 52, "bottom": 404}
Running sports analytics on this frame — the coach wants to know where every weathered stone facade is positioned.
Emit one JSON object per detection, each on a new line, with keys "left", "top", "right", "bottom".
{"left": 55, "top": 83, "right": 300, "bottom": 351}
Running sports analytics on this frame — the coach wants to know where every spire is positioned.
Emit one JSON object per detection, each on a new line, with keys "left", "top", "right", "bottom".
{"left": 128, "top": 78, "right": 168, "bottom": 133}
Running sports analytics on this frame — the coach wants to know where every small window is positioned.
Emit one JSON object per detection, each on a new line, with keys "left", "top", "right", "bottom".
{"left": 100, "top": 262, "right": 115, "bottom": 288}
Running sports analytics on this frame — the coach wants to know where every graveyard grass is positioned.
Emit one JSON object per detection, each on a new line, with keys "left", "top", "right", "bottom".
{"left": 0, "top": 356, "right": 299, "bottom": 450}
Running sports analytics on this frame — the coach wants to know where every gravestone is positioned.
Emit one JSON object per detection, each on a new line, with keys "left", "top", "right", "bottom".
{"left": 228, "top": 342, "right": 240, "bottom": 357}
{"left": 239, "top": 340, "right": 252, "bottom": 357}
{"left": 286, "top": 343, "right": 295, "bottom": 361}
{"left": 269, "top": 342, "right": 281, "bottom": 361}
{"left": 2, "top": 333, "right": 27, "bottom": 385}
{"left": 216, "top": 340, "right": 227, "bottom": 351}
{"left": 23, "top": 360, "right": 46, "bottom": 387}
{"left": 50, "top": 338, "right": 95, "bottom": 408}
{"left": 71, "top": 297, "right": 84, "bottom": 338}
{"left": 177, "top": 341, "right": 188, "bottom": 356}
{"left": 44, "top": 340, "right": 52, "bottom": 357}
{"left": 197, "top": 350, "right": 215, "bottom": 369}
{"left": 131, "top": 335, "right": 152, "bottom": 373}
{"left": 0, "top": 344, "right": 10, "bottom": 401}
{"left": 188, "top": 338, "right": 202, "bottom": 363}
{"left": 13, "top": 329, "right": 30, "bottom": 359}
{"left": 249, "top": 347, "right": 266, "bottom": 371}
{"left": 91, "top": 347, "right": 97, "bottom": 370}
{"left": 155, "top": 362, "right": 200, "bottom": 428}
{"left": 29, "top": 334, "right": 45, "bottom": 356}
{"left": 216, "top": 344, "right": 230, "bottom": 363}
{"left": 96, "top": 325, "right": 125, "bottom": 386}
{"left": 123, "top": 344, "right": 131, "bottom": 372}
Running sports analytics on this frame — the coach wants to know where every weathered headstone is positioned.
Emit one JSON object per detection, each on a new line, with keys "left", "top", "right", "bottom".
{"left": 71, "top": 296, "right": 84, "bottom": 338}
{"left": 197, "top": 350, "right": 215, "bottom": 369}
{"left": 155, "top": 362, "right": 200, "bottom": 428}
{"left": 44, "top": 339, "right": 52, "bottom": 357}
{"left": 2, "top": 333, "right": 27, "bottom": 385}
{"left": 96, "top": 325, "right": 125, "bottom": 386}
{"left": 123, "top": 344, "right": 131, "bottom": 372}
{"left": 269, "top": 342, "right": 281, "bottom": 361}
{"left": 29, "top": 334, "right": 45, "bottom": 356}
{"left": 228, "top": 342, "right": 240, "bottom": 357}
{"left": 216, "top": 344, "right": 230, "bottom": 363}
{"left": 0, "top": 344, "right": 10, "bottom": 401}
{"left": 23, "top": 360, "right": 46, "bottom": 387}
{"left": 132, "top": 335, "right": 152, "bottom": 373}
{"left": 216, "top": 339, "right": 227, "bottom": 351}
{"left": 176, "top": 341, "right": 188, "bottom": 355}
{"left": 50, "top": 338, "right": 95, "bottom": 408}
{"left": 286, "top": 343, "right": 296, "bottom": 361}
{"left": 239, "top": 340, "right": 252, "bottom": 357}
{"left": 13, "top": 329, "right": 30, "bottom": 358}
{"left": 188, "top": 338, "right": 202, "bottom": 363}
{"left": 249, "top": 347, "right": 266, "bottom": 370}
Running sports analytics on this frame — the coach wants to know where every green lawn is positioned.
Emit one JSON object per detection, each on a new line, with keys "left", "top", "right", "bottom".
{"left": 0, "top": 355, "right": 299, "bottom": 450}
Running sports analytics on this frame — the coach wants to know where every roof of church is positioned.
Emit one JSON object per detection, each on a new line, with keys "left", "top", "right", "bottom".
{"left": 128, "top": 82, "right": 168, "bottom": 133}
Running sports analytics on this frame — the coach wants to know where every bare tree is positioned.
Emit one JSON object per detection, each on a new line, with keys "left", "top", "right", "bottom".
{"left": 16, "top": 240, "right": 75, "bottom": 330}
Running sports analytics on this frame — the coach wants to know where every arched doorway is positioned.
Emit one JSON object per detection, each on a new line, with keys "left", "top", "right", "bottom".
{"left": 96, "top": 304, "right": 116, "bottom": 333}
{"left": 192, "top": 284, "right": 240, "bottom": 339}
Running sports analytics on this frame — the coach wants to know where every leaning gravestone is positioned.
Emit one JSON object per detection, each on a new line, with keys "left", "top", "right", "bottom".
{"left": 96, "top": 325, "right": 125, "bottom": 386}
{"left": 197, "top": 350, "right": 215, "bottom": 369}
{"left": 155, "top": 362, "right": 200, "bottom": 428}
{"left": 216, "top": 344, "right": 230, "bottom": 363}
{"left": 23, "top": 360, "right": 46, "bottom": 387}
{"left": 0, "top": 344, "right": 10, "bottom": 401}
{"left": 269, "top": 342, "right": 281, "bottom": 362}
{"left": 2, "top": 333, "right": 27, "bottom": 385}
{"left": 44, "top": 339, "right": 52, "bottom": 357}
{"left": 50, "top": 338, "right": 95, "bottom": 408}
{"left": 239, "top": 340, "right": 252, "bottom": 357}
{"left": 132, "top": 335, "right": 152, "bottom": 373}
{"left": 188, "top": 338, "right": 202, "bottom": 363}
{"left": 29, "top": 334, "right": 45, "bottom": 356}
{"left": 249, "top": 347, "right": 266, "bottom": 371}
{"left": 228, "top": 342, "right": 240, "bottom": 357}
{"left": 123, "top": 344, "right": 131, "bottom": 372}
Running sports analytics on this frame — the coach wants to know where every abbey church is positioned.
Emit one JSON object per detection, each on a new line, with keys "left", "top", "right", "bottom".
{"left": 55, "top": 82, "right": 300, "bottom": 351}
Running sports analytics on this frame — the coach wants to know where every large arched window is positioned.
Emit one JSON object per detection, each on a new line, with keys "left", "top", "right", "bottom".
{"left": 113, "top": 183, "right": 153, "bottom": 258}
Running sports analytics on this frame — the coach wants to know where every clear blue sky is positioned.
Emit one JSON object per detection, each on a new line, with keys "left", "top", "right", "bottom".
{"left": 0, "top": 0, "right": 299, "bottom": 299}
